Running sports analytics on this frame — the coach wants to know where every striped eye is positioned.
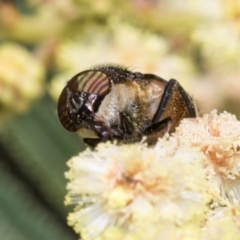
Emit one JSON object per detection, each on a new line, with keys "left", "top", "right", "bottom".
{"left": 57, "top": 70, "right": 111, "bottom": 132}
{"left": 68, "top": 70, "right": 111, "bottom": 96}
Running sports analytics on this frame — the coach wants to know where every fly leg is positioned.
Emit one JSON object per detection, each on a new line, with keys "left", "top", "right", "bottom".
{"left": 83, "top": 138, "right": 101, "bottom": 148}
{"left": 83, "top": 120, "right": 113, "bottom": 148}
{"left": 144, "top": 117, "right": 172, "bottom": 135}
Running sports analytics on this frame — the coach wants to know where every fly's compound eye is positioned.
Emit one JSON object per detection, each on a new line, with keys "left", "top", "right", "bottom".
{"left": 57, "top": 70, "right": 111, "bottom": 132}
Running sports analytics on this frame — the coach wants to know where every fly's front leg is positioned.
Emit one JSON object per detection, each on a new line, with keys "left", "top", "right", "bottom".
{"left": 93, "top": 123, "right": 113, "bottom": 141}
{"left": 83, "top": 138, "right": 101, "bottom": 148}
{"left": 84, "top": 113, "right": 135, "bottom": 147}
{"left": 86, "top": 119, "right": 113, "bottom": 145}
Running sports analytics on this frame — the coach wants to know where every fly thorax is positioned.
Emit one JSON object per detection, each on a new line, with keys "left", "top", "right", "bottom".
{"left": 95, "top": 82, "right": 145, "bottom": 130}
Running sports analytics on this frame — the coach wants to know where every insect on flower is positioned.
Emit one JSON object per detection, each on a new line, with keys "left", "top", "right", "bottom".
{"left": 57, "top": 65, "right": 197, "bottom": 147}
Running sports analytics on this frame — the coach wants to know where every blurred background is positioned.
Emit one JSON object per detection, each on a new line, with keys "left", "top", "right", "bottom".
{"left": 0, "top": 0, "right": 240, "bottom": 239}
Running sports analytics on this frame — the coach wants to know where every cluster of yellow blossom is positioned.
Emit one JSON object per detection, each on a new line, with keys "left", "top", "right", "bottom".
{"left": 192, "top": 23, "right": 240, "bottom": 71}
{"left": 65, "top": 111, "right": 240, "bottom": 240}
{"left": 0, "top": 43, "right": 45, "bottom": 119}
{"left": 46, "top": 0, "right": 240, "bottom": 117}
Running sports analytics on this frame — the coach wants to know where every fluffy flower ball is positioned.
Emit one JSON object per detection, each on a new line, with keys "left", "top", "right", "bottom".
{"left": 175, "top": 110, "right": 240, "bottom": 203}
{"left": 0, "top": 43, "right": 45, "bottom": 116}
{"left": 65, "top": 139, "right": 210, "bottom": 240}
{"left": 65, "top": 111, "right": 240, "bottom": 240}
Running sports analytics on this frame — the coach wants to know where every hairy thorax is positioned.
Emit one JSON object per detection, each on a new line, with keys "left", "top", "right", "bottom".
{"left": 94, "top": 80, "right": 163, "bottom": 141}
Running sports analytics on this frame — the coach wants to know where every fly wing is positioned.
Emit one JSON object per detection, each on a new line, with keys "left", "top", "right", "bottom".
{"left": 152, "top": 79, "right": 197, "bottom": 133}
{"left": 141, "top": 74, "right": 168, "bottom": 121}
